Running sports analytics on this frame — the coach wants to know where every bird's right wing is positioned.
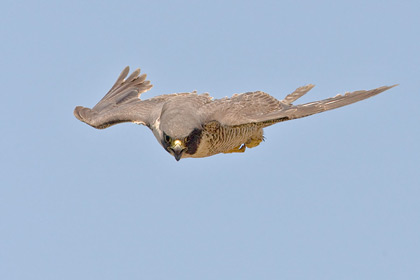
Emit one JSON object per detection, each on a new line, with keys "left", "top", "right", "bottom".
{"left": 74, "top": 67, "right": 159, "bottom": 129}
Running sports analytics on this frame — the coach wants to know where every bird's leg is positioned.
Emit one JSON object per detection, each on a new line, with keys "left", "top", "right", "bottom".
{"left": 223, "top": 144, "right": 246, "bottom": 153}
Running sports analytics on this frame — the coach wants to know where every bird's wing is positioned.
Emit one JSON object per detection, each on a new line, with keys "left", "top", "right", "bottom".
{"left": 201, "top": 85, "right": 396, "bottom": 127}
{"left": 74, "top": 67, "right": 161, "bottom": 129}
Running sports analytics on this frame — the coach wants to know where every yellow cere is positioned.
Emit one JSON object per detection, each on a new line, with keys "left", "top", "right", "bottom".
{"left": 173, "top": 140, "right": 182, "bottom": 146}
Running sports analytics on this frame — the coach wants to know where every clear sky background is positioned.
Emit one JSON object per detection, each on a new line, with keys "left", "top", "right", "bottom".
{"left": 1, "top": 0, "right": 419, "bottom": 279}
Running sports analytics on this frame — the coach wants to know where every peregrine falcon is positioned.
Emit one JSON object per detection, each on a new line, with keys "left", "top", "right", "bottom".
{"left": 74, "top": 66, "right": 396, "bottom": 161}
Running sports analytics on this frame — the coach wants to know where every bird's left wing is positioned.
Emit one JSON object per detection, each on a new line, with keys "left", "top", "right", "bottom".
{"left": 201, "top": 85, "right": 396, "bottom": 127}
{"left": 74, "top": 67, "right": 160, "bottom": 129}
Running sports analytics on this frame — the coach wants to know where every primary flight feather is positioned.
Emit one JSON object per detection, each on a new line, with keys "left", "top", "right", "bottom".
{"left": 74, "top": 66, "right": 396, "bottom": 161}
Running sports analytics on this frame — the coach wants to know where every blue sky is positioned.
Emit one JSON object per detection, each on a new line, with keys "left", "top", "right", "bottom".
{"left": 1, "top": 0, "right": 419, "bottom": 279}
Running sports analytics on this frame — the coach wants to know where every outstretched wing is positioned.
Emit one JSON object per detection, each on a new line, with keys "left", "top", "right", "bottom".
{"left": 74, "top": 66, "right": 158, "bottom": 129}
{"left": 203, "top": 84, "right": 397, "bottom": 127}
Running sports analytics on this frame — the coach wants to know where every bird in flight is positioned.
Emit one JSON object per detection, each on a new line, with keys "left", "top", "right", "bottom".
{"left": 74, "top": 67, "right": 396, "bottom": 161}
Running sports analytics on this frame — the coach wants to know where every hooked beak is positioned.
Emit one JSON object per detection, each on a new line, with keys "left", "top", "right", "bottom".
{"left": 170, "top": 139, "right": 186, "bottom": 161}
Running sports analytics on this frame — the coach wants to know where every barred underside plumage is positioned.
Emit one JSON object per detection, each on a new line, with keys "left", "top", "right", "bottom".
{"left": 188, "top": 121, "right": 262, "bottom": 157}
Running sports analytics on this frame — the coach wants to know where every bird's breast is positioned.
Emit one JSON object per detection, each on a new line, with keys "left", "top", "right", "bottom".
{"left": 186, "top": 124, "right": 262, "bottom": 158}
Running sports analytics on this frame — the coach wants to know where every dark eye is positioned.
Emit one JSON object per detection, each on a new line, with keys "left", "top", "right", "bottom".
{"left": 184, "top": 136, "right": 190, "bottom": 143}
{"left": 164, "top": 134, "right": 171, "bottom": 143}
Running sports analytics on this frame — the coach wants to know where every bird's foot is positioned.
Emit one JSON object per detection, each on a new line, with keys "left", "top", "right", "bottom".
{"left": 245, "top": 137, "right": 263, "bottom": 148}
{"left": 224, "top": 144, "right": 246, "bottom": 154}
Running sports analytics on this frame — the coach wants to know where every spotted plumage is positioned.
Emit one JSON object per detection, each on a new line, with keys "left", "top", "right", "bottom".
{"left": 74, "top": 66, "right": 396, "bottom": 161}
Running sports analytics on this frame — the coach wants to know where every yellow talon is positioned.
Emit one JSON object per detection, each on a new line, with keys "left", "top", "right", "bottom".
{"left": 224, "top": 144, "right": 246, "bottom": 154}
{"left": 245, "top": 137, "right": 263, "bottom": 148}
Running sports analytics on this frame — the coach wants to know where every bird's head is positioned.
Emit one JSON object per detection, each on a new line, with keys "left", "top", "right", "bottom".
{"left": 161, "top": 128, "right": 202, "bottom": 161}
{"left": 158, "top": 98, "right": 204, "bottom": 161}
